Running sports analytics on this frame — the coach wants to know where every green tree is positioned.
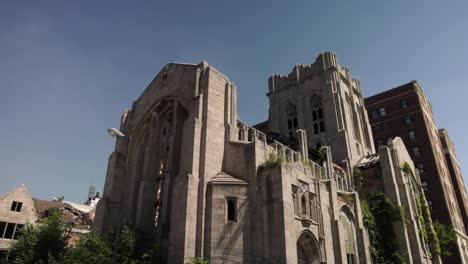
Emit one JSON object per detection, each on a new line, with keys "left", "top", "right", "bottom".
{"left": 62, "top": 231, "right": 112, "bottom": 264}
{"left": 433, "top": 221, "right": 458, "bottom": 257}
{"left": 2, "top": 208, "right": 71, "bottom": 264}
{"left": 1, "top": 208, "right": 157, "bottom": 264}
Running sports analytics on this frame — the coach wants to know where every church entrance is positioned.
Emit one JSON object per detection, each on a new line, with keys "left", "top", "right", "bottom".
{"left": 297, "top": 231, "right": 321, "bottom": 264}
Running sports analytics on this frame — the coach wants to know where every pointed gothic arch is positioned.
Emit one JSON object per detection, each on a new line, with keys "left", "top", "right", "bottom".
{"left": 310, "top": 95, "right": 325, "bottom": 135}
{"left": 287, "top": 103, "right": 298, "bottom": 137}
{"left": 339, "top": 205, "right": 359, "bottom": 264}
{"left": 297, "top": 230, "right": 321, "bottom": 264}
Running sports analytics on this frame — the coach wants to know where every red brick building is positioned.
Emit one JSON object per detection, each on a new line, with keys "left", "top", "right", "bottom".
{"left": 365, "top": 81, "right": 468, "bottom": 263}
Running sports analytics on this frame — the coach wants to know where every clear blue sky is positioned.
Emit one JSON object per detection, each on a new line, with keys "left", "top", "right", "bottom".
{"left": 1, "top": 0, "right": 467, "bottom": 202}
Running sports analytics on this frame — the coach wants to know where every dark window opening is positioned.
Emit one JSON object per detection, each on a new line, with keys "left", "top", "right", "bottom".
{"left": 311, "top": 95, "right": 325, "bottom": 135}
{"left": 13, "top": 224, "right": 24, "bottom": 240}
{"left": 401, "top": 100, "right": 408, "bottom": 109}
{"left": 301, "top": 196, "right": 307, "bottom": 215}
{"left": 227, "top": 197, "right": 237, "bottom": 222}
{"left": 4, "top": 223, "right": 15, "bottom": 239}
{"left": 0, "top": 222, "right": 6, "bottom": 238}
{"left": 10, "top": 201, "right": 23, "bottom": 212}
{"left": 347, "top": 253, "right": 355, "bottom": 264}
{"left": 371, "top": 110, "right": 378, "bottom": 119}
{"left": 373, "top": 124, "right": 382, "bottom": 133}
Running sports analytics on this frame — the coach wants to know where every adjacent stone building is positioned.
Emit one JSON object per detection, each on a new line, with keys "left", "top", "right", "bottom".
{"left": 95, "top": 52, "right": 440, "bottom": 263}
{"left": 365, "top": 82, "right": 468, "bottom": 263}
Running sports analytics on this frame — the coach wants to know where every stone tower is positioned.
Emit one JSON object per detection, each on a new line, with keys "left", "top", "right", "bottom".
{"left": 268, "top": 51, "right": 374, "bottom": 166}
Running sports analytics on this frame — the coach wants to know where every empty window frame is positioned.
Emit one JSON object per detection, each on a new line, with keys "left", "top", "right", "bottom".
{"left": 311, "top": 95, "right": 325, "bottom": 135}
{"left": 10, "top": 201, "right": 23, "bottom": 212}
{"left": 0, "top": 222, "right": 6, "bottom": 238}
{"left": 413, "top": 147, "right": 421, "bottom": 156}
{"left": 3, "top": 223, "right": 15, "bottom": 239}
{"left": 287, "top": 104, "right": 298, "bottom": 137}
{"left": 13, "top": 224, "right": 24, "bottom": 240}
{"left": 401, "top": 100, "right": 408, "bottom": 109}
{"left": 226, "top": 197, "right": 237, "bottom": 222}
{"left": 409, "top": 131, "right": 416, "bottom": 140}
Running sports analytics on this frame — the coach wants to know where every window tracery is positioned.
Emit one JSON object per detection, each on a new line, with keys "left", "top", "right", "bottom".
{"left": 311, "top": 95, "right": 325, "bottom": 135}
{"left": 154, "top": 108, "right": 175, "bottom": 227}
{"left": 287, "top": 104, "right": 298, "bottom": 137}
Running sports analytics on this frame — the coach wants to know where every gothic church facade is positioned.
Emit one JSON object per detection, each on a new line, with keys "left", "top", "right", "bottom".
{"left": 95, "top": 52, "right": 437, "bottom": 263}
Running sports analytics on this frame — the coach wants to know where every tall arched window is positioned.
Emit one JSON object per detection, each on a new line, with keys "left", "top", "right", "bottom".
{"left": 311, "top": 95, "right": 325, "bottom": 135}
{"left": 340, "top": 210, "right": 358, "bottom": 264}
{"left": 287, "top": 104, "right": 298, "bottom": 137}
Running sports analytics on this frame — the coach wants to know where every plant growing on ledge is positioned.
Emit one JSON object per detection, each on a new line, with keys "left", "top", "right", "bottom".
{"left": 257, "top": 152, "right": 284, "bottom": 173}
{"left": 401, "top": 162, "right": 412, "bottom": 176}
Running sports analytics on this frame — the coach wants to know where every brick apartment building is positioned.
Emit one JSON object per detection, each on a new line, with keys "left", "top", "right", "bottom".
{"left": 365, "top": 80, "right": 468, "bottom": 263}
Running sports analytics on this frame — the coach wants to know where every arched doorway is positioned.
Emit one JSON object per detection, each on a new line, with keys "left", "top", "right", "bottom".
{"left": 297, "top": 231, "right": 321, "bottom": 264}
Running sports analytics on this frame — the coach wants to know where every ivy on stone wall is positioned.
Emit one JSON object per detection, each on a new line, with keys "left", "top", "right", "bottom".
{"left": 415, "top": 197, "right": 428, "bottom": 243}
{"left": 360, "top": 192, "right": 407, "bottom": 264}
{"left": 416, "top": 194, "right": 442, "bottom": 257}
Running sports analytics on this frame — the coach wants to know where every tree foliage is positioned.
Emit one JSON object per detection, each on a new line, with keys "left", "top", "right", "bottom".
{"left": 1, "top": 210, "right": 156, "bottom": 264}
{"left": 433, "top": 221, "right": 458, "bottom": 257}
{"left": 2, "top": 208, "right": 70, "bottom": 264}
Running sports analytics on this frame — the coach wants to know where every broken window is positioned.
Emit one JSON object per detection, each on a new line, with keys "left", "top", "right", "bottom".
{"left": 227, "top": 197, "right": 237, "bottom": 222}
{"left": 4, "top": 223, "right": 15, "bottom": 239}
{"left": 287, "top": 104, "right": 298, "bottom": 137}
{"left": 13, "top": 224, "right": 24, "bottom": 240}
{"left": 0, "top": 222, "right": 6, "bottom": 238}
{"left": 154, "top": 108, "right": 175, "bottom": 227}
{"left": 311, "top": 95, "right": 325, "bottom": 135}
{"left": 10, "top": 201, "right": 23, "bottom": 212}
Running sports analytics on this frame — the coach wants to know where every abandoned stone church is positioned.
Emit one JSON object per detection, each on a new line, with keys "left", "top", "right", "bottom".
{"left": 95, "top": 52, "right": 444, "bottom": 263}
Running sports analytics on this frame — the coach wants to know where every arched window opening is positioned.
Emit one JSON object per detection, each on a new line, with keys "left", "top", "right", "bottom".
{"left": 297, "top": 232, "right": 321, "bottom": 264}
{"left": 287, "top": 104, "right": 298, "bottom": 136}
{"left": 311, "top": 95, "right": 325, "bottom": 135}
{"left": 340, "top": 210, "right": 358, "bottom": 264}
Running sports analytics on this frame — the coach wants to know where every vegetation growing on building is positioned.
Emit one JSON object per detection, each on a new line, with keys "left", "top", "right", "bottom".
{"left": 360, "top": 192, "right": 407, "bottom": 264}
{"left": 257, "top": 152, "right": 284, "bottom": 173}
